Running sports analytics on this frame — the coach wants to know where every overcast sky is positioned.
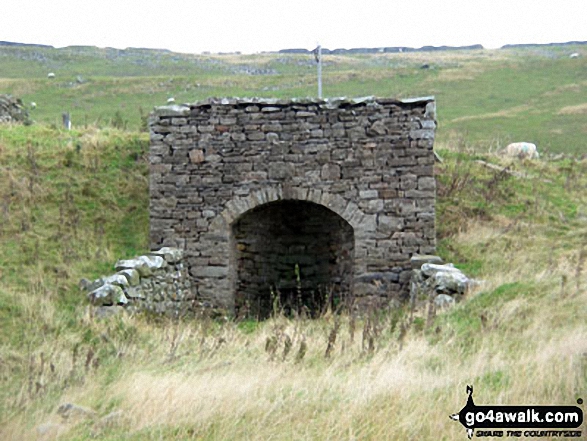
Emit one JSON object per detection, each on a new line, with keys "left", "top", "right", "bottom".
{"left": 3, "top": 0, "right": 585, "bottom": 54}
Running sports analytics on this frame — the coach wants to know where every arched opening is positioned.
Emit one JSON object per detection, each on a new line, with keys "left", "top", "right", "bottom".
{"left": 231, "top": 200, "right": 354, "bottom": 319}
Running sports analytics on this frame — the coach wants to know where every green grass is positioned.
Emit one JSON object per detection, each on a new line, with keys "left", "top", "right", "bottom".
{"left": 2, "top": 44, "right": 586, "bottom": 153}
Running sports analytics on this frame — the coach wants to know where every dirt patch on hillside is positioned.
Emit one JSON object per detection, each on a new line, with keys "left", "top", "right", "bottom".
{"left": 557, "top": 103, "right": 587, "bottom": 115}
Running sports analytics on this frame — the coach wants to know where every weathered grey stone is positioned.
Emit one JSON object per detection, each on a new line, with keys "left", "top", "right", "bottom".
{"left": 420, "top": 119, "right": 437, "bottom": 130}
{"left": 410, "top": 260, "right": 471, "bottom": 315}
{"left": 359, "top": 189, "right": 378, "bottom": 199}
{"left": 368, "top": 120, "right": 387, "bottom": 136}
{"left": 115, "top": 257, "right": 148, "bottom": 274}
{"left": 321, "top": 163, "right": 341, "bottom": 180}
{"left": 189, "top": 149, "right": 205, "bottom": 163}
{"left": 0, "top": 94, "right": 31, "bottom": 124}
{"left": 418, "top": 176, "right": 436, "bottom": 191}
{"left": 151, "top": 247, "right": 184, "bottom": 263}
{"left": 410, "top": 254, "right": 443, "bottom": 269}
{"left": 124, "top": 286, "right": 146, "bottom": 299}
{"left": 116, "top": 255, "right": 166, "bottom": 277}
{"left": 103, "top": 274, "right": 129, "bottom": 288}
{"left": 421, "top": 262, "right": 458, "bottom": 277}
{"left": 153, "top": 105, "right": 190, "bottom": 117}
{"left": 261, "top": 106, "right": 281, "bottom": 113}
{"left": 194, "top": 266, "right": 228, "bottom": 278}
{"left": 377, "top": 215, "right": 403, "bottom": 234}
{"left": 88, "top": 284, "right": 128, "bottom": 306}
{"left": 424, "top": 101, "right": 436, "bottom": 120}
{"left": 117, "top": 269, "right": 140, "bottom": 286}
{"left": 296, "top": 111, "right": 316, "bottom": 117}
{"left": 434, "top": 270, "right": 469, "bottom": 294}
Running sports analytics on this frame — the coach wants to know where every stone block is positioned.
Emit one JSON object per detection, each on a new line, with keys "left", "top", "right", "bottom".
{"left": 88, "top": 283, "right": 128, "bottom": 306}
{"left": 418, "top": 176, "right": 436, "bottom": 191}
{"left": 320, "top": 163, "right": 341, "bottom": 180}
{"left": 193, "top": 266, "right": 229, "bottom": 278}
{"left": 359, "top": 189, "right": 378, "bottom": 199}
{"left": 151, "top": 247, "right": 184, "bottom": 263}
{"left": 189, "top": 149, "right": 205, "bottom": 164}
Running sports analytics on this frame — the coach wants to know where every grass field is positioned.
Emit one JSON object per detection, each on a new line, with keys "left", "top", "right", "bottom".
{"left": 0, "top": 44, "right": 586, "bottom": 440}
{"left": 2, "top": 44, "right": 586, "bottom": 153}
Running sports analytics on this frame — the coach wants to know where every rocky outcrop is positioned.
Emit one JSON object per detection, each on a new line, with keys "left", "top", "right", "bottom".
{"left": 410, "top": 254, "right": 475, "bottom": 309}
{"left": 0, "top": 94, "right": 31, "bottom": 124}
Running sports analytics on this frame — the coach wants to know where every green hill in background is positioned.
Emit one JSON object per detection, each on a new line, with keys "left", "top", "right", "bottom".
{"left": 1, "top": 43, "right": 586, "bottom": 154}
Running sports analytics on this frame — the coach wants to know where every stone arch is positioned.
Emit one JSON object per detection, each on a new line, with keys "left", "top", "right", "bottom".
{"left": 219, "top": 186, "right": 371, "bottom": 232}
{"left": 212, "top": 186, "right": 372, "bottom": 318}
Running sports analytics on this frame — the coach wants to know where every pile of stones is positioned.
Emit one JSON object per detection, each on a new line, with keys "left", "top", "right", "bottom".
{"left": 410, "top": 254, "right": 474, "bottom": 309}
{"left": 0, "top": 94, "right": 31, "bottom": 124}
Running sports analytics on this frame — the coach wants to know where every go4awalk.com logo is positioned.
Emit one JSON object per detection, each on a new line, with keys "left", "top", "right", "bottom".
{"left": 450, "top": 386, "right": 583, "bottom": 439}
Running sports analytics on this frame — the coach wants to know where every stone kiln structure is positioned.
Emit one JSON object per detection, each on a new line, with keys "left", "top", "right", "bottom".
{"left": 149, "top": 97, "right": 436, "bottom": 318}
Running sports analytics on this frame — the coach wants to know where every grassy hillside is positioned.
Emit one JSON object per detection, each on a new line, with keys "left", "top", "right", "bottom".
{"left": 0, "top": 45, "right": 586, "bottom": 439}
{"left": 0, "top": 127, "right": 585, "bottom": 440}
{"left": 1, "top": 44, "right": 586, "bottom": 153}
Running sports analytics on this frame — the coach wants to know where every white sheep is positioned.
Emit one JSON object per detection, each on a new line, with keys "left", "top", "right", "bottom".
{"left": 505, "top": 142, "right": 539, "bottom": 159}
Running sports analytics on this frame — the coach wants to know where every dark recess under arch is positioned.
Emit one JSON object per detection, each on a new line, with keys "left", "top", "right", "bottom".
{"left": 231, "top": 200, "right": 354, "bottom": 318}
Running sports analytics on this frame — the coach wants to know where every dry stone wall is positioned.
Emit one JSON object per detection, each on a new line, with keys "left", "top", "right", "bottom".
{"left": 82, "top": 247, "right": 220, "bottom": 318}
{"left": 149, "top": 97, "right": 436, "bottom": 317}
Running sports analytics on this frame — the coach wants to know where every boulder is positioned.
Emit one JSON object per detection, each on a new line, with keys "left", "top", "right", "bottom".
{"left": 433, "top": 270, "right": 470, "bottom": 294}
{"left": 410, "top": 259, "right": 474, "bottom": 310}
